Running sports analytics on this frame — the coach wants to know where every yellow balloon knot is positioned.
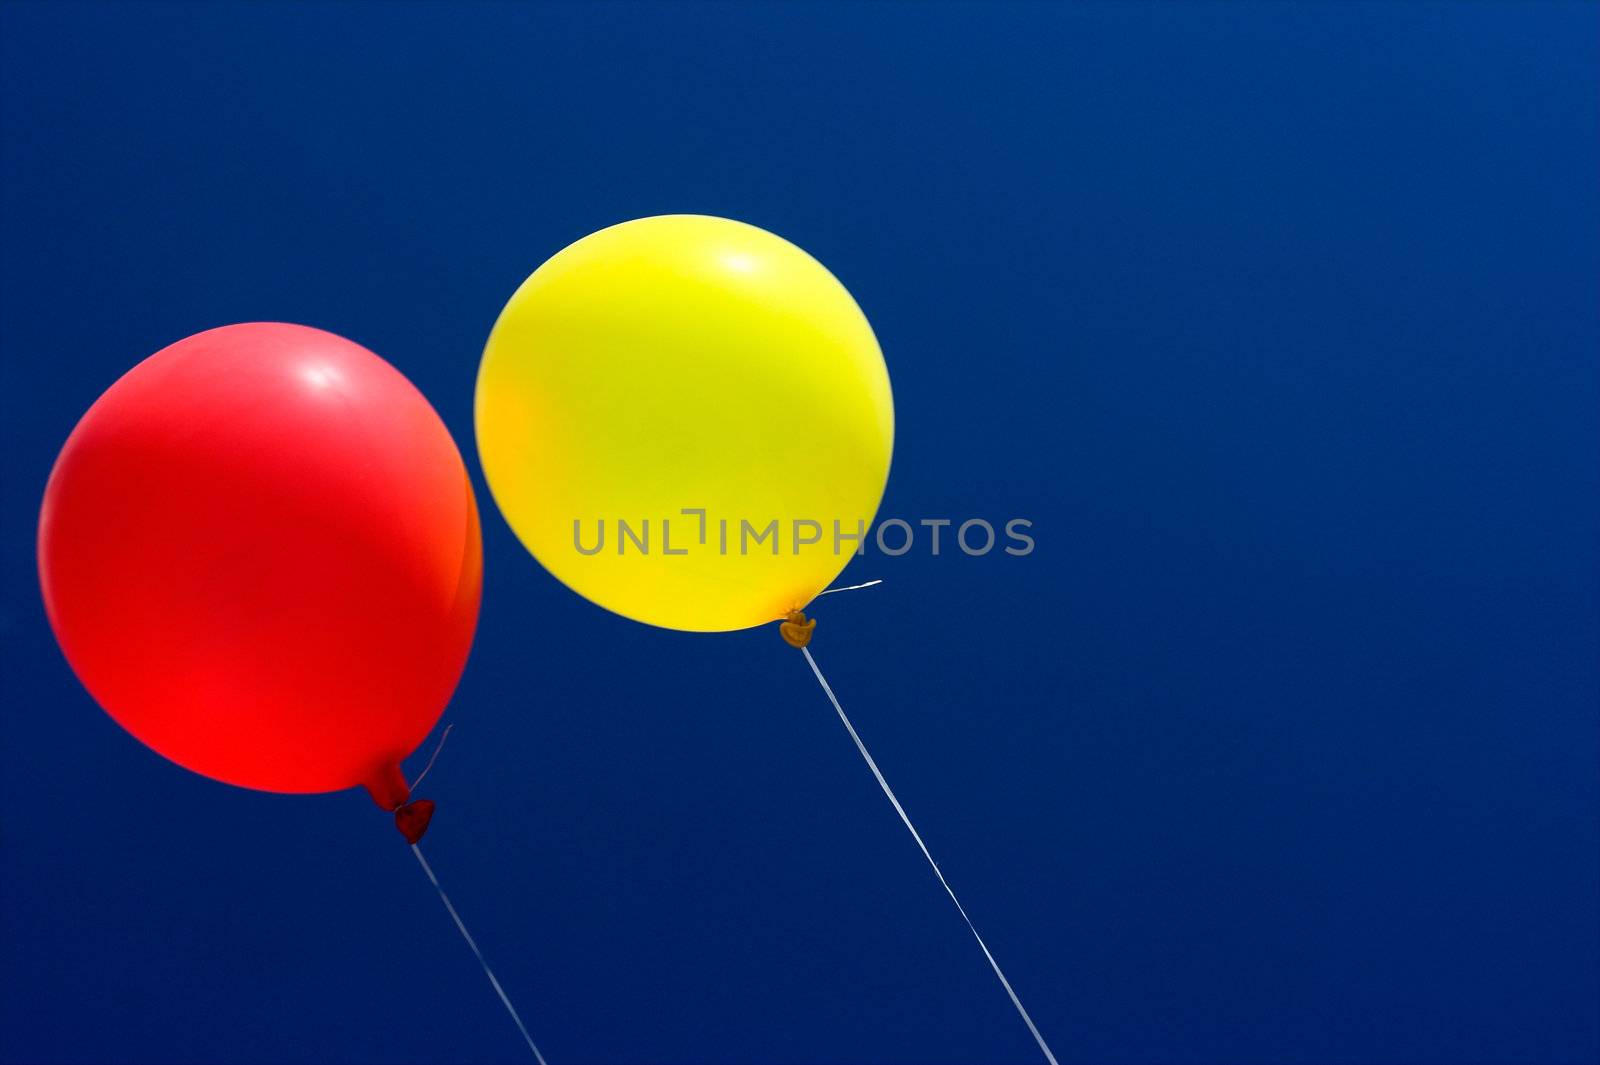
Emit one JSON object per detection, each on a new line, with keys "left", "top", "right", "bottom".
{"left": 780, "top": 609, "right": 816, "bottom": 649}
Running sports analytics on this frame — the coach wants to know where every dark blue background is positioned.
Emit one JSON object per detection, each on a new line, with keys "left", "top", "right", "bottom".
{"left": 2, "top": 3, "right": 1596, "bottom": 1063}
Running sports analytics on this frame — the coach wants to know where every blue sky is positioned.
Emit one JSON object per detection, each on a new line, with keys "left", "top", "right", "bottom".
{"left": 2, "top": 3, "right": 1596, "bottom": 1063}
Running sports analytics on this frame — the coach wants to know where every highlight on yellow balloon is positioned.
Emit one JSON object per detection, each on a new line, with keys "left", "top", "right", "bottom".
{"left": 475, "top": 215, "right": 894, "bottom": 632}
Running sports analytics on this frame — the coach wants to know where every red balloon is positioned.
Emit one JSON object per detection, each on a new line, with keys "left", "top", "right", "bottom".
{"left": 38, "top": 323, "right": 481, "bottom": 817}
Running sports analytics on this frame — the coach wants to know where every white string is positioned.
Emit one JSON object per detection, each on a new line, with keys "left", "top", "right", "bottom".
{"left": 815, "top": 578, "right": 883, "bottom": 597}
{"left": 411, "top": 844, "right": 549, "bottom": 1065}
{"left": 408, "top": 723, "right": 454, "bottom": 791}
{"left": 800, "top": 646, "right": 1060, "bottom": 1065}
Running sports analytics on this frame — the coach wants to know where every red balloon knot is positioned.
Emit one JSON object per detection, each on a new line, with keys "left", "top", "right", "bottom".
{"left": 395, "top": 799, "right": 436, "bottom": 844}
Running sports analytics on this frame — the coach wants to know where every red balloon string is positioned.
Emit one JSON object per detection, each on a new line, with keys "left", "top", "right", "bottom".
{"left": 411, "top": 843, "right": 548, "bottom": 1063}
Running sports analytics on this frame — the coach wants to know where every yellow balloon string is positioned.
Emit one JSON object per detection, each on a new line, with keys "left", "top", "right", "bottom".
{"left": 797, "top": 640, "right": 1061, "bottom": 1065}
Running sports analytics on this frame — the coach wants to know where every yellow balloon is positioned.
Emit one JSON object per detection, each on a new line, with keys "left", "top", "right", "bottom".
{"left": 476, "top": 215, "right": 894, "bottom": 632}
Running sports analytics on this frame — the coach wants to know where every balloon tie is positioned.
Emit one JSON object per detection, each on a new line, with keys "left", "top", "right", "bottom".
{"left": 797, "top": 644, "right": 1061, "bottom": 1065}
{"left": 411, "top": 843, "right": 549, "bottom": 1064}
{"left": 780, "top": 578, "right": 883, "bottom": 647}
{"left": 380, "top": 725, "right": 456, "bottom": 844}
{"left": 779, "top": 609, "right": 816, "bottom": 648}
